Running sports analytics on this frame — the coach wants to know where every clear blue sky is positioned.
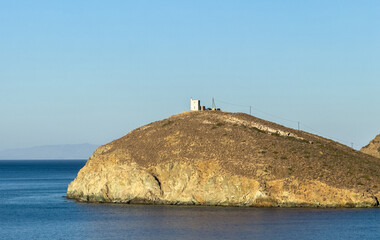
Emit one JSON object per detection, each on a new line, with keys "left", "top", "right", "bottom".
{"left": 0, "top": 0, "right": 379, "bottom": 150}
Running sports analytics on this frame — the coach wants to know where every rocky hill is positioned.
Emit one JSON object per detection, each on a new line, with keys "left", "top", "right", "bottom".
{"left": 361, "top": 134, "right": 380, "bottom": 159}
{"left": 67, "top": 111, "right": 380, "bottom": 207}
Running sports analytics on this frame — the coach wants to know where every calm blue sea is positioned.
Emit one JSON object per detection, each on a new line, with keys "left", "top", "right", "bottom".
{"left": 0, "top": 160, "right": 379, "bottom": 240}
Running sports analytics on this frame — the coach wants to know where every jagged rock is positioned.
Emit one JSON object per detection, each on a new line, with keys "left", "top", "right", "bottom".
{"left": 67, "top": 111, "right": 380, "bottom": 207}
{"left": 361, "top": 134, "right": 380, "bottom": 159}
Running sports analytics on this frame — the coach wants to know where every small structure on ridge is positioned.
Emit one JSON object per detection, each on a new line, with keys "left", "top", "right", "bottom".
{"left": 190, "top": 98, "right": 220, "bottom": 111}
{"left": 190, "top": 98, "right": 200, "bottom": 111}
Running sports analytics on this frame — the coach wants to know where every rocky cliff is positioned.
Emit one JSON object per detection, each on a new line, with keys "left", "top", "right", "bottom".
{"left": 67, "top": 111, "right": 380, "bottom": 207}
{"left": 361, "top": 134, "right": 380, "bottom": 159}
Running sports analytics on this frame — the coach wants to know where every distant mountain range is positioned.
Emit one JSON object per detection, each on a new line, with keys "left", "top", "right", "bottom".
{"left": 0, "top": 144, "right": 99, "bottom": 160}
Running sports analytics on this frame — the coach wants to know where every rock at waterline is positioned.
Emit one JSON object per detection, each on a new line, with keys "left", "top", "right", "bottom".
{"left": 67, "top": 111, "right": 380, "bottom": 207}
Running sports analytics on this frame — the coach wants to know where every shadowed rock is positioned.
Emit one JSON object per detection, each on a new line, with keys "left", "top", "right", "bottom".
{"left": 67, "top": 111, "right": 380, "bottom": 207}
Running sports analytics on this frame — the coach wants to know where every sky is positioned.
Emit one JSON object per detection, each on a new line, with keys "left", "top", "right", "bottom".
{"left": 0, "top": 0, "right": 379, "bottom": 150}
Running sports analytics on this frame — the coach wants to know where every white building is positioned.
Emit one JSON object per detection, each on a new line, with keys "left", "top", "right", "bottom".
{"left": 190, "top": 98, "right": 200, "bottom": 111}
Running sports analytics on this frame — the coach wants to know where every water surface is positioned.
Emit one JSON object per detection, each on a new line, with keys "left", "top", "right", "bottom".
{"left": 0, "top": 160, "right": 379, "bottom": 239}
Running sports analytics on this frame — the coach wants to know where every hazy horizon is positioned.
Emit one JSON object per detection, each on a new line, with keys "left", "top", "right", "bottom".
{"left": 0, "top": 143, "right": 99, "bottom": 160}
{"left": 1, "top": 1, "right": 379, "bottom": 150}
{"left": 0, "top": 143, "right": 98, "bottom": 151}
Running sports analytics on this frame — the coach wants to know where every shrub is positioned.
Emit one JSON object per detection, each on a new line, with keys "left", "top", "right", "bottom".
{"left": 162, "top": 120, "right": 173, "bottom": 127}
{"left": 360, "top": 175, "right": 371, "bottom": 181}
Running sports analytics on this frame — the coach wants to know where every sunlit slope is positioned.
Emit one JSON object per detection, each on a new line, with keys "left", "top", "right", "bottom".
{"left": 361, "top": 134, "right": 380, "bottom": 159}
{"left": 68, "top": 111, "right": 380, "bottom": 207}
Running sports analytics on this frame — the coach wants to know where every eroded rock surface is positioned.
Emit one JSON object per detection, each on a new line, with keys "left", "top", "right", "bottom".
{"left": 361, "top": 134, "right": 380, "bottom": 159}
{"left": 68, "top": 111, "right": 380, "bottom": 207}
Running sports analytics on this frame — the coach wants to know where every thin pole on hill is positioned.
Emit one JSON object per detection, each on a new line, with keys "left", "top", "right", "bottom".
{"left": 214, "top": 98, "right": 360, "bottom": 149}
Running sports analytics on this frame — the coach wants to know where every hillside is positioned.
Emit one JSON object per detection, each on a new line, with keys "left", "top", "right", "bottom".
{"left": 67, "top": 111, "right": 380, "bottom": 207}
{"left": 361, "top": 134, "right": 380, "bottom": 159}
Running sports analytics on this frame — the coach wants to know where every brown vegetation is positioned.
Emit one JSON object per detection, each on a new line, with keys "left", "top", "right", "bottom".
{"left": 100, "top": 111, "right": 380, "bottom": 193}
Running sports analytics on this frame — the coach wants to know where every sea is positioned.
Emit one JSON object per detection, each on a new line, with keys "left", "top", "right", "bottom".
{"left": 0, "top": 160, "right": 379, "bottom": 240}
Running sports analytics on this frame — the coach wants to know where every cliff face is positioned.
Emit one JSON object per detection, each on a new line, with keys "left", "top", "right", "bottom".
{"left": 361, "top": 135, "right": 380, "bottom": 159}
{"left": 67, "top": 111, "right": 380, "bottom": 207}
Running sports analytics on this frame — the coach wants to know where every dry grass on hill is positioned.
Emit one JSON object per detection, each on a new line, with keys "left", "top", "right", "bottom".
{"left": 103, "top": 111, "right": 380, "bottom": 193}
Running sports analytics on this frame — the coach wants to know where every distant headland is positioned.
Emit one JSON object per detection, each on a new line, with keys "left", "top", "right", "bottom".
{"left": 67, "top": 100, "right": 380, "bottom": 207}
